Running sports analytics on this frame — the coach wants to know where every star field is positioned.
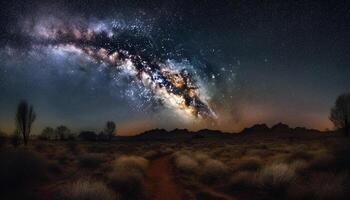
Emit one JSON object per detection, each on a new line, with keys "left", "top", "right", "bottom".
{"left": 0, "top": 0, "right": 349, "bottom": 135}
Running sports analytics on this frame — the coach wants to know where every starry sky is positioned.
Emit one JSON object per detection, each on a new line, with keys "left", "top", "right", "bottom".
{"left": 0, "top": 0, "right": 349, "bottom": 135}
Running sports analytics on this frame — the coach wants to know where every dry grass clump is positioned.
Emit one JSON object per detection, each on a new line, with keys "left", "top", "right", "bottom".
{"left": 161, "top": 147, "right": 174, "bottom": 154}
{"left": 246, "top": 149, "right": 271, "bottom": 158}
{"left": 229, "top": 171, "right": 258, "bottom": 190}
{"left": 173, "top": 153, "right": 199, "bottom": 174}
{"left": 289, "top": 160, "right": 309, "bottom": 174}
{"left": 109, "top": 156, "right": 149, "bottom": 199}
{"left": 285, "top": 151, "right": 314, "bottom": 163}
{"left": 57, "top": 179, "right": 115, "bottom": 200}
{"left": 193, "top": 152, "right": 211, "bottom": 165}
{"left": 78, "top": 153, "right": 105, "bottom": 169}
{"left": 112, "top": 155, "right": 149, "bottom": 174}
{"left": 143, "top": 150, "right": 159, "bottom": 159}
{"left": 109, "top": 170, "right": 144, "bottom": 199}
{"left": 308, "top": 153, "right": 335, "bottom": 171}
{"left": 258, "top": 163, "right": 296, "bottom": 194}
{"left": 172, "top": 151, "right": 229, "bottom": 184}
{"left": 199, "top": 159, "right": 229, "bottom": 185}
{"left": 234, "top": 157, "right": 263, "bottom": 172}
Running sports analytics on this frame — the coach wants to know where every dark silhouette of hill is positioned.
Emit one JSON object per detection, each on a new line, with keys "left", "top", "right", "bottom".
{"left": 115, "top": 122, "right": 334, "bottom": 141}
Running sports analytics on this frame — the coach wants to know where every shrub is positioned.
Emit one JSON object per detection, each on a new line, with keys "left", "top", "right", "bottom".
{"left": 286, "top": 151, "right": 314, "bottom": 163}
{"left": 199, "top": 159, "right": 229, "bottom": 184}
{"left": 173, "top": 154, "right": 199, "bottom": 174}
{"left": 109, "top": 170, "right": 144, "bottom": 199}
{"left": 0, "top": 132, "right": 6, "bottom": 148}
{"left": 161, "top": 147, "right": 174, "bottom": 154}
{"left": 258, "top": 163, "right": 296, "bottom": 195}
{"left": 193, "top": 152, "right": 210, "bottom": 165}
{"left": 112, "top": 156, "right": 149, "bottom": 175}
{"left": 11, "top": 131, "right": 21, "bottom": 147}
{"left": 78, "top": 131, "right": 97, "bottom": 141}
{"left": 109, "top": 156, "right": 149, "bottom": 199}
{"left": 57, "top": 179, "right": 115, "bottom": 200}
{"left": 0, "top": 150, "right": 47, "bottom": 193}
{"left": 143, "top": 150, "right": 159, "bottom": 159}
{"left": 290, "top": 160, "right": 309, "bottom": 174}
{"left": 229, "top": 171, "right": 258, "bottom": 190}
{"left": 78, "top": 153, "right": 105, "bottom": 169}
{"left": 234, "top": 158, "right": 262, "bottom": 172}
{"left": 308, "top": 154, "right": 335, "bottom": 171}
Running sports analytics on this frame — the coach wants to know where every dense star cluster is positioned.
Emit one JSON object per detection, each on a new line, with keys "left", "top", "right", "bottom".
{"left": 1, "top": 0, "right": 349, "bottom": 134}
{"left": 22, "top": 17, "right": 216, "bottom": 120}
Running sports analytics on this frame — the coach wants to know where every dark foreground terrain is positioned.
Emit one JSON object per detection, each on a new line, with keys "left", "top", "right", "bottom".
{"left": 0, "top": 126, "right": 350, "bottom": 200}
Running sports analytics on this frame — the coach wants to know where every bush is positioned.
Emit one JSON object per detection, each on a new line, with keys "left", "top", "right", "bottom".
{"left": 78, "top": 131, "right": 97, "bottom": 141}
{"left": 290, "top": 160, "right": 309, "bottom": 174}
{"left": 286, "top": 151, "right": 314, "bottom": 163}
{"left": 193, "top": 152, "right": 210, "bottom": 165}
{"left": 109, "top": 170, "right": 144, "bottom": 199}
{"left": 199, "top": 159, "right": 229, "bottom": 185}
{"left": 78, "top": 153, "right": 105, "bottom": 169}
{"left": 234, "top": 158, "right": 262, "bottom": 172}
{"left": 109, "top": 156, "right": 149, "bottom": 199}
{"left": 258, "top": 163, "right": 296, "bottom": 195}
{"left": 229, "top": 171, "right": 258, "bottom": 190}
{"left": 112, "top": 156, "right": 149, "bottom": 175}
{"left": 0, "top": 150, "right": 47, "bottom": 193}
{"left": 143, "top": 150, "right": 159, "bottom": 159}
{"left": 57, "top": 179, "right": 115, "bottom": 200}
{"left": 308, "top": 154, "right": 335, "bottom": 171}
{"left": 173, "top": 154, "right": 199, "bottom": 174}
{"left": 0, "top": 132, "right": 6, "bottom": 148}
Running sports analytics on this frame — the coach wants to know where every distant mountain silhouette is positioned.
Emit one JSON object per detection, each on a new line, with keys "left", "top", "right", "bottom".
{"left": 114, "top": 122, "right": 332, "bottom": 141}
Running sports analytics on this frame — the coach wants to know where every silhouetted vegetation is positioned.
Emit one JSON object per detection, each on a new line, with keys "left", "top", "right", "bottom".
{"left": 330, "top": 93, "right": 350, "bottom": 136}
{"left": 57, "top": 179, "right": 116, "bottom": 200}
{"left": 78, "top": 131, "right": 97, "bottom": 141}
{"left": 0, "top": 130, "right": 5, "bottom": 148}
{"left": 105, "top": 121, "right": 116, "bottom": 141}
{"left": 15, "top": 100, "right": 36, "bottom": 145}
{"left": 39, "top": 127, "right": 55, "bottom": 140}
{"left": 55, "top": 125, "right": 71, "bottom": 140}
{"left": 11, "top": 129, "right": 21, "bottom": 147}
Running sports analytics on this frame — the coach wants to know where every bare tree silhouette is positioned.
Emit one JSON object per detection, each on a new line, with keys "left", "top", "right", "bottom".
{"left": 55, "top": 125, "right": 71, "bottom": 140}
{"left": 15, "top": 100, "right": 36, "bottom": 145}
{"left": 105, "top": 121, "right": 116, "bottom": 141}
{"left": 330, "top": 93, "right": 350, "bottom": 136}
{"left": 40, "top": 127, "right": 55, "bottom": 140}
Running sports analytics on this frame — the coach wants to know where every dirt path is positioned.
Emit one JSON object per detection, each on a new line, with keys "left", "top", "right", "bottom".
{"left": 145, "top": 156, "right": 184, "bottom": 200}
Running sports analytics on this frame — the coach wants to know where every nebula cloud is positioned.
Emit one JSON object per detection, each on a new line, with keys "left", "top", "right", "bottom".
{"left": 20, "top": 17, "right": 217, "bottom": 121}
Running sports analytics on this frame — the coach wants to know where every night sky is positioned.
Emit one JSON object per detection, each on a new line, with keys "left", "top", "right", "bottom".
{"left": 0, "top": 0, "right": 349, "bottom": 135}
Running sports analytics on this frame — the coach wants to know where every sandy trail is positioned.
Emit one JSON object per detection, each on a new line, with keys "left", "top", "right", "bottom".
{"left": 145, "top": 156, "right": 184, "bottom": 200}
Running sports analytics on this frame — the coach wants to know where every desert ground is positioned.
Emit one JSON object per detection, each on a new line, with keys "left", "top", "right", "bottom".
{"left": 1, "top": 130, "right": 350, "bottom": 200}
